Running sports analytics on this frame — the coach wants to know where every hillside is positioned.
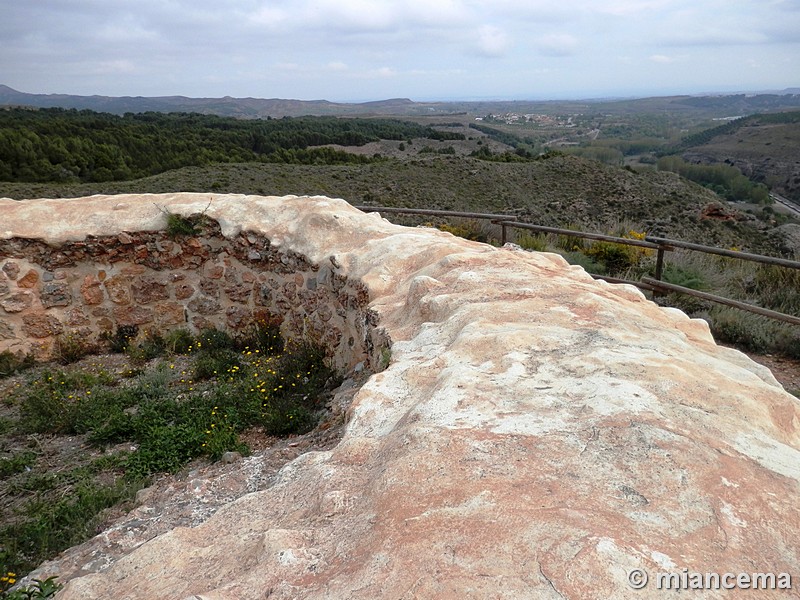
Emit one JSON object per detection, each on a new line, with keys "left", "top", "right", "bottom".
{"left": 0, "top": 155, "right": 790, "bottom": 254}
{"left": 3, "top": 84, "right": 800, "bottom": 119}
{"left": 676, "top": 113, "right": 800, "bottom": 202}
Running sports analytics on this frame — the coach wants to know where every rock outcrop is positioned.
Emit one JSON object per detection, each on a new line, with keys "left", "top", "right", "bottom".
{"left": 2, "top": 194, "right": 799, "bottom": 599}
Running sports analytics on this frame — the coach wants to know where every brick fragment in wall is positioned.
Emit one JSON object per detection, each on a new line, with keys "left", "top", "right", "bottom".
{"left": 2, "top": 261, "right": 20, "bottom": 280}
{"left": 241, "top": 271, "right": 256, "bottom": 284}
{"left": 104, "top": 276, "right": 131, "bottom": 304}
{"left": 41, "top": 281, "right": 72, "bottom": 308}
{"left": 155, "top": 302, "right": 186, "bottom": 327}
{"left": 112, "top": 305, "right": 155, "bottom": 327}
{"left": 1, "top": 291, "right": 34, "bottom": 313}
{"left": 17, "top": 269, "right": 40, "bottom": 288}
{"left": 131, "top": 275, "right": 169, "bottom": 304}
{"left": 81, "top": 276, "right": 104, "bottom": 305}
{"left": 22, "top": 313, "right": 63, "bottom": 338}
{"left": 97, "top": 317, "right": 114, "bottom": 332}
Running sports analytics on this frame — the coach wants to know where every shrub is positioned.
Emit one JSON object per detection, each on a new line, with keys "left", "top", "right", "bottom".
{"left": 125, "top": 330, "right": 166, "bottom": 364}
{"left": 584, "top": 241, "right": 642, "bottom": 275}
{"left": 0, "top": 575, "right": 63, "bottom": 599}
{"left": 54, "top": 332, "right": 94, "bottom": 365}
{"left": 102, "top": 325, "right": 139, "bottom": 353}
{"left": 164, "top": 328, "right": 194, "bottom": 354}
{"left": 0, "top": 352, "right": 34, "bottom": 380}
{"left": 515, "top": 232, "right": 549, "bottom": 252}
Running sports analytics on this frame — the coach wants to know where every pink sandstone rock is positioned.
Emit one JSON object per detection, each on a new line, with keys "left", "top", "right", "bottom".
{"left": 0, "top": 193, "right": 798, "bottom": 600}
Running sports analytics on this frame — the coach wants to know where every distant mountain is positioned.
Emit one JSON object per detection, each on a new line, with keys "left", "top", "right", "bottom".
{"left": 0, "top": 85, "right": 425, "bottom": 118}
{"left": 2, "top": 84, "right": 799, "bottom": 119}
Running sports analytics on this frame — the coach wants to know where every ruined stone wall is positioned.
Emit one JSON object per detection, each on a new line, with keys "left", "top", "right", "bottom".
{"left": 0, "top": 218, "right": 385, "bottom": 373}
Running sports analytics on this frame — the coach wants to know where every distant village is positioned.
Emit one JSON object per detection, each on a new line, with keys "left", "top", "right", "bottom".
{"left": 476, "top": 113, "right": 578, "bottom": 127}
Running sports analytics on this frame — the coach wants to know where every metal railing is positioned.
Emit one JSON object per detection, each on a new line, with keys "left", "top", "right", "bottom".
{"left": 356, "top": 205, "right": 800, "bottom": 326}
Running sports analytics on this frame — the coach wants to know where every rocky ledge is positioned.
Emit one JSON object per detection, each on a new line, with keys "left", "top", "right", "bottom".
{"left": 3, "top": 194, "right": 799, "bottom": 599}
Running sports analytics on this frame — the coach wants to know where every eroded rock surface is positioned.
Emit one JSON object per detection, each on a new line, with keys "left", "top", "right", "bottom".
{"left": 2, "top": 194, "right": 799, "bottom": 599}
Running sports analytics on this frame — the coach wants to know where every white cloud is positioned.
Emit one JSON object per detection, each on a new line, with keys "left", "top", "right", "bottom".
{"left": 476, "top": 25, "right": 510, "bottom": 57}
{"left": 537, "top": 33, "right": 578, "bottom": 57}
{"left": 649, "top": 54, "right": 674, "bottom": 63}
{"left": 327, "top": 62, "right": 349, "bottom": 71}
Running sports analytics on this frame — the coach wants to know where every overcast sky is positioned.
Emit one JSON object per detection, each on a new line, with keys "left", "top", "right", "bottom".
{"left": 1, "top": 0, "right": 798, "bottom": 102}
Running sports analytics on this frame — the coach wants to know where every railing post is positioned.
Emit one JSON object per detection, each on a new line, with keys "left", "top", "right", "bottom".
{"left": 501, "top": 223, "right": 507, "bottom": 246}
{"left": 654, "top": 247, "right": 665, "bottom": 280}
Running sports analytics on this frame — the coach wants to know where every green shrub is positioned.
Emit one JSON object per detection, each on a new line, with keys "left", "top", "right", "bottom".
{"left": 0, "top": 575, "right": 63, "bottom": 599}
{"left": 102, "top": 325, "right": 139, "bottom": 353}
{"left": 515, "top": 232, "right": 549, "bottom": 252}
{"left": 0, "top": 352, "right": 34, "bottom": 380}
{"left": 0, "top": 452, "right": 36, "bottom": 480}
{"left": 192, "top": 349, "right": 241, "bottom": 381}
{"left": 125, "top": 330, "right": 166, "bottom": 363}
{"left": 584, "top": 241, "right": 643, "bottom": 275}
{"left": 164, "top": 328, "right": 194, "bottom": 354}
{"left": 53, "top": 332, "right": 94, "bottom": 365}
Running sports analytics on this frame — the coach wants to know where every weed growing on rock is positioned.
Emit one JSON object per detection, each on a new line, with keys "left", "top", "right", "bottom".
{"left": 0, "top": 574, "right": 62, "bottom": 599}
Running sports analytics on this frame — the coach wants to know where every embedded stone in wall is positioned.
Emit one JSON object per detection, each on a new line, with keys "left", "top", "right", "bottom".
{"left": 1, "top": 291, "right": 34, "bottom": 313}
{"left": 223, "top": 283, "right": 251, "bottom": 303}
{"left": 0, "top": 278, "right": 8, "bottom": 297}
{"left": 131, "top": 275, "right": 169, "bottom": 304}
{"left": 199, "top": 279, "right": 220, "bottom": 298}
{"left": 112, "top": 305, "right": 154, "bottom": 327}
{"left": 175, "top": 283, "right": 195, "bottom": 300}
{"left": 17, "top": 269, "right": 39, "bottom": 289}
{"left": 22, "top": 313, "right": 63, "bottom": 338}
{"left": 188, "top": 296, "right": 221, "bottom": 316}
{"left": 41, "top": 282, "right": 72, "bottom": 308}
{"left": 155, "top": 302, "right": 186, "bottom": 327}
{"left": 80, "top": 276, "right": 104, "bottom": 305}
{"left": 205, "top": 264, "right": 224, "bottom": 279}
{"left": 225, "top": 306, "right": 250, "bottom": 329}
{"left": 254, "top": 284, "right": 271, "bottom": 306}
{"left": 2, "top": 262, "right": 20, "bottom": 280}
{"left": 65, "top": 308, "right": 90, "bottom": 327}
{"left": 0, "top": 321, "right": 15, "bottom": 340}
{"left": 104, "top": 276, "right": 131, "bottom": 304}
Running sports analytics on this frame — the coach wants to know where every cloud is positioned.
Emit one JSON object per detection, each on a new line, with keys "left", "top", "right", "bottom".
{"left": 649, "top": 54, "right": 674, "bottom": 63}
{"left": 327, "top": 62, "right": 349, "bottom": 71}
{"left": 536, "top": 33, "right": 578, "bottom": 57}
{"left": 476, "top": 25, "right": 510, "bottom": 57}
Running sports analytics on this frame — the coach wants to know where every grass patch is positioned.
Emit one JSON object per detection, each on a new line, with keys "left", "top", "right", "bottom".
{"left": 0, "top": 327, "right": 337, "bottom": 582}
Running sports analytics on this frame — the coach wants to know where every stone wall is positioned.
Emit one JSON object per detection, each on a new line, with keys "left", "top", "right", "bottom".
{"left": 0, "top": 215, "right": 385, "bottom": 373}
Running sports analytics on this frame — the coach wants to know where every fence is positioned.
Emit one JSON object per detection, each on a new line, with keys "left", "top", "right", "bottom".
{"left": 355, "top": 205, "right": 800, "bottom": 327}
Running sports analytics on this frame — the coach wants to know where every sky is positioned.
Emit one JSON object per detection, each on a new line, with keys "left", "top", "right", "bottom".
{"left": 1, "top": 0, "right": 798, "bottom": 102}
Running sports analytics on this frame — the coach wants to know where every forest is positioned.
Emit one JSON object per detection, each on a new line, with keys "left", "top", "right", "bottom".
{"left": 0, "top": 108, "right": 464, "bottom": 183}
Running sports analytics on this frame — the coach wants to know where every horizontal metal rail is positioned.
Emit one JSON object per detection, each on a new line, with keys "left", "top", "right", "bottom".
{"left": 646, "top": 236, "right": 800, "bottom": 270}
{"left": 591, "top": 274, "right": 660, "bottom": 293}
{"left": 354, "top": 204, "right": 800, "bottom": 326}
{"left": 356, "top": 205, "right": 518, "bottom": 222}
{"left": 642, "top": 277, "right": 800, "bottom": 326}
{"left": 501, "top": 221, "right": 662, "bottom": 250}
